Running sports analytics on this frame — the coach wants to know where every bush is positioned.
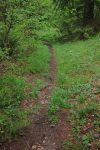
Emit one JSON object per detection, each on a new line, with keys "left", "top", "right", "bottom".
{"left": 0, "top": 75, "right": 26, "bottom": 108}
{"left": 20, "top": 44, "right": 50, "bottom": 74}
{"left": 0, "top": 75, "right": 30, "bottom": 140}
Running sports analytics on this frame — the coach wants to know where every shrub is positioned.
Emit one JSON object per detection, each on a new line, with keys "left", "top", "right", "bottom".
{"left": 0, "top": 75, "right": 26, "bottom": 108}
{"left": 0, "top": 75, "right": 30, "bottom": 140}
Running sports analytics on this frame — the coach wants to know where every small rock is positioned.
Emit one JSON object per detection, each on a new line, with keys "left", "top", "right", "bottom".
{"left": 19, "top": 132, "right": 25, "bottom": 136}
{"left": 8, "top": 139, "right": 12, "bottom": 144}
{"left": 68, "top": 134, "right": 71, "bottom": 137}
{"left": 94, "top": 133, "right": 100, "bottom": 139}
{"left": 37, "top": 146, "right": 44, "bottom": 150}
{"left": 50, "top": 124, "right": 56, "bottom": 128}
{"left": 0, "top": 143, "right": 2, "bottom": 146}
{"left": 32, "top": 145, "right": 37, "bottom": 149}
{"left": 88, "top": 143, "right": 91, "bottom": 147}
{"left": 45, "top": 137, "right": 47, "bottom": 140}
{"left": 43, "top": 140, "right": 46, "bottom": 144}
{"left": 87, "top": 122, "right": 91, "bottom": 126}
{"left": 88, "top": 119, "right": 92, "bottom": 122}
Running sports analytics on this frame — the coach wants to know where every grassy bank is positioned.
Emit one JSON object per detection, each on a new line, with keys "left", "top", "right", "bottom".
{"left": 49, "top": 35, "right": 100, "bottom": 149}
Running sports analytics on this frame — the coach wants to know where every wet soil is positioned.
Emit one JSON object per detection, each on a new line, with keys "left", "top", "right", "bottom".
{"left": 0, "top": 44, "right": 70, "bottom": 150}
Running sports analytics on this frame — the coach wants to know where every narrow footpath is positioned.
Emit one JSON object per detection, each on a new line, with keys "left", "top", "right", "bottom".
{"left": 1, "top": 45, "right": 57, "bottom": 150}
{"left": 1, "top": 44, "right": 70, "bottom": 150}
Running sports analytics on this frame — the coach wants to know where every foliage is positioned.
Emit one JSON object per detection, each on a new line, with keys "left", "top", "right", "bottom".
{"left": 0, "top": 75, "right": 26, "bottom": 108}
{"left": 0, "top": 0, "right": 100, "bottom": 59}
{"left": 0, "top": 75, "right": 27, "bottom": 140}
{"left": 53, "top": 0, "right": 100, "bottom": 41}
{"left": 0, "top": 0, "right": 59, "bottom": 58}
{"left": 0, "top": 0, "right": 100, "bottom": 145}
{"left": 49, "top": 34, "right": 100, "bottom": 149}
{"left": 27, "top": 45, "right": 50, "bottom": 74}
{"left": 0, "top": 30, "right": 51, "bottom": 140}
{"left": 0, "top": 73, "right": 45, "bottom": 140}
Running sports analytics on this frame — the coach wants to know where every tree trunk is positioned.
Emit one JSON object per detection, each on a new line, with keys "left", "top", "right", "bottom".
{"left": 83, "top": 0, "right": 94, "bottom": 26}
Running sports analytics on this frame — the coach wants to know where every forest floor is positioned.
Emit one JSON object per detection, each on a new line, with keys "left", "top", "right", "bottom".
{"left": 1, "top": 44, "right": 70, "bottom": 150}
{"left": 1, "top": 35, "right": 100, "bottom": 150}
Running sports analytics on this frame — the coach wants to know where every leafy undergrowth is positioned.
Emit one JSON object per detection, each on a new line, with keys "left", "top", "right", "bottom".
{"left": 3, "top": 44, "right": 50, "bottom": 76}
{"left": 48, "top": 35, "right": 100, "bottom": 149}
{"left": 0, "top": 44, "right": 50, "bottom": 141}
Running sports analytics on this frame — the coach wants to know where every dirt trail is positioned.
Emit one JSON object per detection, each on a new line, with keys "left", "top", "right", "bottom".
{"left": 1, "top": 44, "right": 67, "bottom": 150}
{"left": 1, "top": 44, "right": 71, "bottom": 150}
{"left": 38, "top": 44, "right": 56, "bottom": 105}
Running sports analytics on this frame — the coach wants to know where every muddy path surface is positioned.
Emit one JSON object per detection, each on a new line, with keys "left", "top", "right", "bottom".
{"left": 1, "top": 44, "right": 69, "bottom": 150}
{"left": 0, "top": 45, "right": 61, "bottom": 150}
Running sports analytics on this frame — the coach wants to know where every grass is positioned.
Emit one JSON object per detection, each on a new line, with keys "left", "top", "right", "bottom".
{"left": 0, "top": 74, "right": 29, "bottom": 140}
{"left": 48, "top": 34, "right": 100, "bottom": 149}
{"left": 21, "top": 44, "right": 50, "bottom": 75}
{"left": 0, "top": 44, "right": 50, "bottom": 141}
{"left": 55, "top": 35, "right": 100, "bottom": 87}
{"left": 5, "top": 44, "right": 50, "bottom": 76}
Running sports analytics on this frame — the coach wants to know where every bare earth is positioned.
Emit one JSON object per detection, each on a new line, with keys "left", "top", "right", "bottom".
{"left": 1, "top": 44, "right": 70, "bottom": 150}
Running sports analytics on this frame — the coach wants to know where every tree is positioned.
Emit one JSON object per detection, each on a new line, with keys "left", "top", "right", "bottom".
{"left": 83, "top": 0, "right": 94, "bottom": 25}
{"left": 0, "top": 0, "right": 20, "bottom": 55}
{"left": 0, "top": 0, "right": 58, "bottom": 58}
{"left": 53, "top": 0, "right": 97, "bottom": 26}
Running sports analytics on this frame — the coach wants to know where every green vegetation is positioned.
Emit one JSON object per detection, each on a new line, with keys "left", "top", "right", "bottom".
{"left": 0, "top": 74, "right": 29, "bottom": 140}
{"left": 0, "top": 0, "right": 52, "bottom": 141}
{"left": 54, "top": 0, "right": 100, "bottom": 40}
{"left": 0, "top": 44, "right": 50, "bottom": 141}
{"left": 0, "top": 0, "right": 100, "bottom": 148}
{"left": 49, "top": 35, "right": 100, "bottom": 149}
{"left": 0, "top": 0, "right": 58, "bottom": 59}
